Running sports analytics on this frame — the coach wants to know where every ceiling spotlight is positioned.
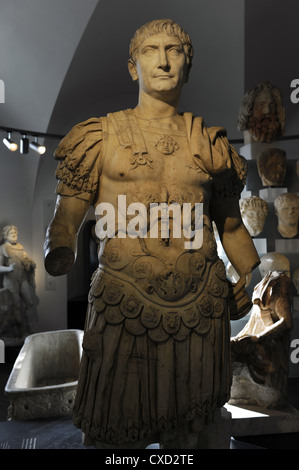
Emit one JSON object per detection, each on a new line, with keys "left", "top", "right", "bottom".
{"left": 20, "top": 135, "right": 29, "bottom": 154}
{"left": 3, "top": 132, "right": 18, "bottom": 151}
{"left": 30, "top": 136, "right": 46, "bottom": 155}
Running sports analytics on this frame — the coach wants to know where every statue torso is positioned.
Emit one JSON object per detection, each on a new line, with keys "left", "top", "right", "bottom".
{"left": 90, "top": 111, "right": 225, "bottom": 306}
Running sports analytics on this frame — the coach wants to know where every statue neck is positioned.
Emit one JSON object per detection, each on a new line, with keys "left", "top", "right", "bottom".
{"left": 135, "top": 90, "right": 180, "bottom": 121}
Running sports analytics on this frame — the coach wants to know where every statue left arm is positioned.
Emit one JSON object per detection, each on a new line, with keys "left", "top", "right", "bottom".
{"left": 211, "top": 196, "right": 260, "bottom": 277}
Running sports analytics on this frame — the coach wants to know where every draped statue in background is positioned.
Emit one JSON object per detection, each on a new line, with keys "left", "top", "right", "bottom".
{"left": 0, "top": 225, "right": 38, "bottom": 341}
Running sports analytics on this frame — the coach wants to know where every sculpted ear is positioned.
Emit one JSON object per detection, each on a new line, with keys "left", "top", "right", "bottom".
{"left": 128, "top": 59, "right": 138, "bottom": 81}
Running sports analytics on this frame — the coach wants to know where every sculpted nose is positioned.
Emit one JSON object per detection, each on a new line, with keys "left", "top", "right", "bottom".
{"left": 158, "top": 49, "right": 169, "bottom": 69}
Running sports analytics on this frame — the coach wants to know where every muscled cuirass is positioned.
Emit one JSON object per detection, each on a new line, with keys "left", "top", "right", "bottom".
{"left": 86, "top": 110, "right": 229, "bottom": 341}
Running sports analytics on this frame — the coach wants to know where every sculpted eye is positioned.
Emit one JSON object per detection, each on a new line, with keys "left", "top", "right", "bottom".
{"left": 168, "top": 47, "right": 182, "bottom": 56}
{"left": 142, "top": 47, "right": 156, "bottom": 56}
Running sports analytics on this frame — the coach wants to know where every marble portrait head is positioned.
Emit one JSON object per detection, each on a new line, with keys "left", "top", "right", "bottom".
{"left": 237, "top": 80, "right": 285, "bottom": 144}
{"left": 274, "top": 192, "right": 299, "bottom": 238}
{"left": 239, "top": 196, "right": 268, "bottom": 237}
{"left": 2, "top": 225, "right": 18, "bottom": 244}
{"left": 257, "top": 148, "right": 287, "bottom": 187}
{"left": 128, "top": 19, "right": 194, "bottom": 86}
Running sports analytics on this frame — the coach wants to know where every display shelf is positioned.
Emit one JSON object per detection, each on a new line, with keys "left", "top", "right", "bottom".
{"left": 239, "top": 142, "right": 285, "bottom": 160}
{"left": 252, "top": 238, "right": 267, "bottom": 254}
{"left": 275, "top": 239, "right": 299, "bottom": 253}
{"left": 234, "top": 137, "right": 299, "bottom": 379}
{"left": 259, "top": 187, "right": 288, "bottom": 203}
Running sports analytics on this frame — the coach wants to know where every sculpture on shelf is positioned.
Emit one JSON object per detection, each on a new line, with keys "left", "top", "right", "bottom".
{"left": 257, "top": 148, "right": 287, "bottom": 187}
{"left": 230, "top": 270, "right": 293, "bottom": 409}
{"left": 239, "top": 196, "right": 268, "bottom": 237}
{"left": 237, "top": 80, "right": 285, "bottom": 145}
{"left": 274, "top": 192, "right": 299, "bottom": 238}
{"left": 44, "top": 19, "right": 260, "bottom": 449}
{"left": 259, "top": 252, "right": 290, "bottom": 278}
{"left": 0, "top": 225, "right": 38, "bottom": 339}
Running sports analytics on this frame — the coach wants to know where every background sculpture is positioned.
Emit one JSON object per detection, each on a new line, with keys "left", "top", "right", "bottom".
{"left": 259, "top": 252, "right": 290, "bottom": 278}
{"left": 257, "top": 148, "right": 287, "bottom": 187}
{"left": 237, "top": 80, "right": 285, "bottom": 144}
{"left": 230, "top": 270, "right": 293, "bottom": 409}
{"left": 44, "top": 18, "right": 260, "bottom": 449}
{"left": 0, "top": 225, "right": 38, "bottom": 340}
{"left": 274, "top": 192, "right": 299, "bottom": 238}
{"left": 240, "top": 196, "right": 268, "bottom": 237}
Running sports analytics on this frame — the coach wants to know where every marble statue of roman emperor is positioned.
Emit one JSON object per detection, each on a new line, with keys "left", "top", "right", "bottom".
{"left": 44, "top": 19, "right": 259, "bottom": 449}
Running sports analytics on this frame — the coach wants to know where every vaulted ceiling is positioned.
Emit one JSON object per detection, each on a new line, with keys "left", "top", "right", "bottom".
{"left": 0, "top": 0, "right": 297, "bottom": 150}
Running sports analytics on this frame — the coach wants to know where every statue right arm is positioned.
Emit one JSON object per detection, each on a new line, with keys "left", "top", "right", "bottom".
{"left": 44, "top": 117, "right": 104, "bottom": 276}
{"left": 44, "top": 195, "right": 91, "bottom": 276}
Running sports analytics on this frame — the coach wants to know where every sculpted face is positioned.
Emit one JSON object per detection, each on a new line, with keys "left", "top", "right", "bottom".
{"left": 248, "top": 88, "right": 279, "bottom": 143}
{"left": 277, "top": 202, "right": 299, "bottom": 227}
{"left": 6, "top": 228, "right": 18, "bottom": 244}
{"left": 242, "top": 209, "right": 266, "bottom": 237}
{"left": 129, "top": 33, "right": 188, "bottom": 99}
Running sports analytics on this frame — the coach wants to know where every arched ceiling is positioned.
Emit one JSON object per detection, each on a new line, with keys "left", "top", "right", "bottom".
{"left": 0, "top": 0, "right": 245, "bottom": 142}
{"left": 1, "top": 0, "right": 298, "bottom": 154}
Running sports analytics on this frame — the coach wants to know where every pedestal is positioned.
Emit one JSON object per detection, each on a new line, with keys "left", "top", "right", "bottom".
{"left": 225, "top": 403, "right": 299, "bottom": 437}
{"left": 275, "top": 239, "right": 299, "bottom": 253}
{"left": 253, "top": 238, "right": 267, "bottom": 253}
{"left": 239, "top": 142, "right": 284, "bottom": 160}
{"left": 259, "top": 187, "right": 288, "bottom": 203}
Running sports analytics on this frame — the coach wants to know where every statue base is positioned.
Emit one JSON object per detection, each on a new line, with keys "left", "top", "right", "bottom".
{"left": 226, "top": 403, "right": 299, "bottom": 437}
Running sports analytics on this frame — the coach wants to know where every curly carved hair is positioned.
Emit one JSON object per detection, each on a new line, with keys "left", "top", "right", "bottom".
{"left": 2, "top": 225, "right": 18, "bottom": 241}
{"left": 237, "top": 80, "right": 285, "bottom": 136}
{"left": 240, "top": 196, "right": 268, "bottom": 216}
{"left": 274, "top": 192, "right": 299, "bottom": 211}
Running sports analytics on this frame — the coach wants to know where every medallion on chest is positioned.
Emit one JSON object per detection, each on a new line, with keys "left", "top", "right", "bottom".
{"left": 152, "top": 134, "right": 179, "bottom": 156}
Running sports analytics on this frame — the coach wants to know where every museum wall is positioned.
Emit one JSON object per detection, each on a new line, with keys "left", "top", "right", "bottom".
{"left": 0, "top": 0, "right": 99, "bottom": 332}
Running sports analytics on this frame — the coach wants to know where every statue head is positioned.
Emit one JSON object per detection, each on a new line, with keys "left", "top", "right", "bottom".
{"left": 274, "top": 193, "right": 299, "bottom": 238}
{"left": 257, "top": 148, "right": 287, "bottom": 187}
{"left": 128, "top": 19, "right": 194, "bottom": 97}
{"left": 2, "top": 225, "right": 18, "bottom": 244}
{"left": 240, "top": 196, "right": 268, "bottom": 237}
{"left": 237, "top": 80, "right": 285, "bottom": 143}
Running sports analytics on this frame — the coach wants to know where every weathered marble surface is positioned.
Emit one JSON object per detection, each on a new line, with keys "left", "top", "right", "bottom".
{"left": 5, "top": 330, "right": 83, "bottom": 420}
